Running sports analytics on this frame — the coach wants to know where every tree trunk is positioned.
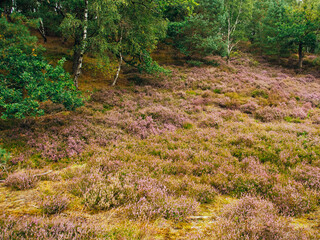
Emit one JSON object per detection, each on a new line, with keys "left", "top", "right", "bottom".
{"left": 72, "top": 47, "right": 81, "bottom": 74}
{"left": 112, "top": 27, "right": 123, "bottom": 86}
{"left": 298, "top": 43, "right": 303, "bottom": 69}
{"left": 112, "top": 53, "right": 123, "bottom": 86}
{"left": 73, "top": 0, "right": 88, "bottom": 89}
{"left": 38, "top": 19, "right": 47, "bottom": 43}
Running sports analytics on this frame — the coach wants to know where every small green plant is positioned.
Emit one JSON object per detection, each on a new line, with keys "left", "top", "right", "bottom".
{"left": 0, "top": 147, "right": 10, "bottom": 177}
{"left": 284, "top": 116, "right": 302, "bottom": 123}
{"left": 183, "top": 122, "right": 193, "bottom": 129}
{"left": 0, "top": 147, "right": 10, "bottom": 165}
{"left": 213, "top": 88, "right": 222, "bottom": 94}
{"left": 251, "top": 90, "right": 269, "bottom": 99}
{"left": 297, "top": 131, "right": 308, "bottom": 137}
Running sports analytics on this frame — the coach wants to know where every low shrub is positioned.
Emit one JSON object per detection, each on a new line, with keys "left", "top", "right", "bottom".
{"left": 41, "top": 195, "right": 69, "bottom": 215}
{"left": 72, "top": 170, "right": 199, "bottom": 220}
{"left": 0, "top": 215, "right": 97, "bottom": 239}
{"left": 164, "top": 178, "right": 217, "bottom": 204}
{"left": 82, "top": 175, "right": 136, "bottom": 210}
{"left": 291, "top": 164, "right": 320, "bottom": 190}
{"left": 198, "top": 114, "right": 223, "bottom": 129}
{"left": 4, "top": 171, "right": 38, "bottom": 190}
{"left": 127, "top": 196, "right": 198, "bottom": 221}
{"left": 127, "top": 116, "right": 162, "bottom": 139}
{"left": 255, "top": 106, "right": 286, "bottom": 122}
{"left": 268, "top": 181, "right": 318, "bottom": 216}
{"left": 0, "top": 147, "right": 10, "bottom": 165}
{"left": 240, "top": 101, "right": 259, "bottom": 114}
{"left": 210, "top": 196, "right": 307, "bottom": 239}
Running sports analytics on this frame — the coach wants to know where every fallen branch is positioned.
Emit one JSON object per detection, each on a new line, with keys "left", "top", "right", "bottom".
{"left": 33, "top": 170, "right": 53, "bottom": 178}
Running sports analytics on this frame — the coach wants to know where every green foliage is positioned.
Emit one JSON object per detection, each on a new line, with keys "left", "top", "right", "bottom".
{"left": 0, "top": 147, "right": 10, "bottom": 166}
{"left": 58, "top": 0, "right": 194, "bottom": 76}
{"left": 182, "top": 122, "right": 193, "bottom": 129}
{"left": 213, "top": 89, "right": 222, "bottom": 94}
{"left": 169, "top": 0, "right": 253, "bottom": 60}
{"left": 137, "top": 51, "right": 171, "bottom": 75}
{"left": 251, "top": 0, "right": 320, "bottom": 65}
{"left": 187, "top": 60, "right": 203, "bottom": 67}
{"left": 251, "top": 90, "right": 269, "bottom": 99}
{"left": 0, "top": 17, "right": 83, "bottom": 119}
{"left": 168, "top": 0, "right": 226, "bottom": 57}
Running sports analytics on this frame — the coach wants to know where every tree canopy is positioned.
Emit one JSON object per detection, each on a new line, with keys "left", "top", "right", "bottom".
{"left": 0, "top": 16, "right": 83, "bottom": 119}
{"left": 0, "top": 0, "right": 319, "bottom": 119}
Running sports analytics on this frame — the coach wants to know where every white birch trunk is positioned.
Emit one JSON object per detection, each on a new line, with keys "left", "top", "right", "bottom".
{"left": 73, "top": 0, "right": 88, "bottom": 89}
{"left": 112, "top": 52, "right": 123, "bottom": 86}
{"left": 112, "top": 28, "right": 124, "bottom": 86}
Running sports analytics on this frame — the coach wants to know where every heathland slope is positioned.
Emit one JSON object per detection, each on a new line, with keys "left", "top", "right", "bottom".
{"left": 1, "top": 42, "right": 320, "bottom": 239}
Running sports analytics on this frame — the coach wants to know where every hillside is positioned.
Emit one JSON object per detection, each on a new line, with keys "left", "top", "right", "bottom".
{"left": 1, "top": 33, "right": 320, "bottom": 239}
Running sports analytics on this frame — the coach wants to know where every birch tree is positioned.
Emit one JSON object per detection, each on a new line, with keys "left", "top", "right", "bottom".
{"left": 73, "top": 0, "right": 88, "bottom": 89}
{"left": 223, "top": 0, "right": 252, "bottom": 64}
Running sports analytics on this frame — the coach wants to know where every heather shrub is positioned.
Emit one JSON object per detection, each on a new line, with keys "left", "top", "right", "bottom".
{"left": 161, "top": 160, "right": 195, "bottom": 176}
{"left": 288, "top": 107, "right": 308, "bottom": 119}
{"left": 41, "top": 195, "right": 69, "bottom": 215}
{"left": 139, "top": 105, "right": 187, "bottom": 127}
{"left": 4, "top": 171, "right": 38, "bottom": 190}
{"left": 209, "top": 157, "right": 276, "bottom": 197}
{"left": 164, "top": 178, "right": 217, "bottom": 203}
{"left": 211, "top": 196, "right": 307, "bottom": 240}
{"left": 216, "top": 96, "right": 241, "bottom": 110}
{"left": 96, "top": 158, "right": 123, "bottom": 174}
{"left": 255, "top": 106, "right": 286, "bottom": 122}
{"left": 230, "top": 134, "right": 256, "bottom": 147}
{"left": 240, "top": 101, "right": 259, "bottom": 114}
{"left": 291, "top": 164, "right": 320, "bottom": 190}
{"left": 268, "top": 181, "right": 318, "bottom": 216}
{"left": 82, "top": 173, "right": 136, "bottom": 210}
{"left": 0, "top": 215, "right": 97, "bottom": 239}
{"left": 198, "top": 114, "right": 223, "bottom": 129}
{"left": 74, "top": 170, "right": 199, "bottom": 220}
{"left": 309, "top": 108, "right": 320, "bottom": 124}
{"left": 191, "top": 184, "right": 217, "bottom": 204}
{"left": 127, "top": 116, "right": 162, "bottom": 139}
{"left": 127, "top": 196, "right": 199, "bottom": 221}
{"left": 26, "top": 117, "right": 90, "bottom": 161}
{"left": 90, "top": 89, "right": 124, "bottom": 106}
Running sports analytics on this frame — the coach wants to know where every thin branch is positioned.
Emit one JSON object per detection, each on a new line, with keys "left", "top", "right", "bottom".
{"left": 33, "top": 170, "right": 53, "bottom": 178}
